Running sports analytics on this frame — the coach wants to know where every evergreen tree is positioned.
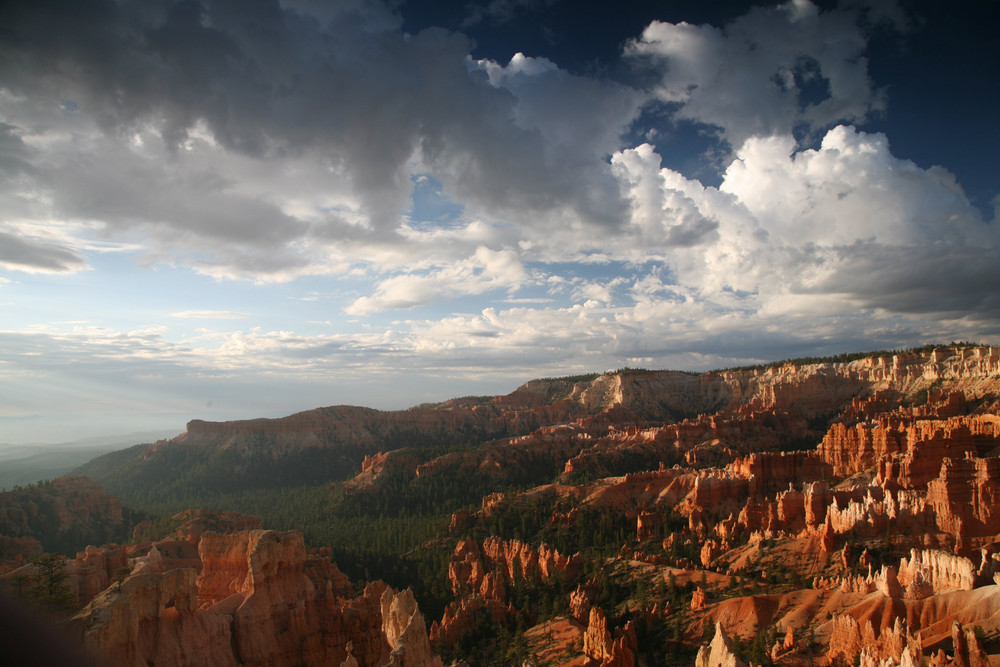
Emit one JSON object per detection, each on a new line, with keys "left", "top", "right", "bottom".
{"left": 29, "top": 553, "right": 75, "bottom": 611}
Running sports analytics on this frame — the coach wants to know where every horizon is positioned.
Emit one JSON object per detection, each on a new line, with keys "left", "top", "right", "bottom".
{"left": 4, "top": 340, "right": 991, "bottom": 448}
{"left": 2, "top": 0, "right": 998, "bottom": 445}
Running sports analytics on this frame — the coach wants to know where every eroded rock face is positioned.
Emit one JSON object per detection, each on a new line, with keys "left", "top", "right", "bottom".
{"left": 896, "top": 549, "right": 978, "bottom": 593}
{"left": 949, "top": 620, "right": 990, "bottom": 667}
{"left": 583, "top": 607, "right": 636, "bottom": 667}
{"left": 76, "top": 563, "right": 235, "bottom": 667}
{"left": 438, "top": 535, "right": 583, "bottom": 650}
{"left": 727, "top": 451, "right": 832, "bottom": 495}
{"left": 695, "top": 622, "right": 748, "bottom": 667}
{"left": 49, "top": 345, "right": 1000, "bottom": 666}
{"left": 569, "top": 583, "right": 596, "bottom": 624}
{"left": 819, "top": 413, "right": 1000, "bottom": 482}
{"left": 829, "top": 612, "right": 991, "bottom": 667}
{"left": 926, "top": 455, "right": 1000, "bottom": 540}
{"left": 67, "top": 544, "right": 129, "bottom": 603}
{"left": 74, "top": 530, "right": 440, "bottom": 667}
{"left": 447, "top": 536, "right": 580, "bottom": 595}
{"left": 225, "top": 530, "right": 322, "bottom": 666}
{"left": 196, "top": 531, "right": 255, "bottom": 608}
{"left": 380, "top": 587, "right": 443, "bottom": 667}
{"left": 0, "top": 534, "right": 43, "bottom": 564}
{"left": 165, "top": 509, "right": 263, "bottom": 545}
{"left": 115, "top": 347, "right": 1000, "bottom": 501}
{"left": 690, "top": 586, "right": 708, "bottom": 611}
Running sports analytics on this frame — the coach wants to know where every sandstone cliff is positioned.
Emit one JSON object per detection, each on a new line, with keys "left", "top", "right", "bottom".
{"left": 73, "top": 529, "right": 441, "bottom": 667}
{"left": 696, "top": 622, "right": 748, "bottom": 667}
{"left": 582, "top": 606, "right": 637, "bottom": 667}
{"left": 78, "top": 346, "right": 1000, "bottom": 500}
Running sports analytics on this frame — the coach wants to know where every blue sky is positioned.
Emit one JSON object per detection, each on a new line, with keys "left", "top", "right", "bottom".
{"left": 1, "top": 0, "right": 998, "bottom": 444}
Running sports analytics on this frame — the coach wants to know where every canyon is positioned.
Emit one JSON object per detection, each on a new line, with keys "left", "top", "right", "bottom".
{"left": 3, "top": 344, "right": 1000, "bottom": 666}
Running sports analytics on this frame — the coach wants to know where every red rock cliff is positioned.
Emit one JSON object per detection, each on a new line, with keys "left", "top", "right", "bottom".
{"left": 74, "top": 529, "right": 441, "bottom": 667}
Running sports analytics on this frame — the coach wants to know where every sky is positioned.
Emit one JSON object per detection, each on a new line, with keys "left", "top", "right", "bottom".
{"left": 1, "top": 0, "right": 998, "bottom": 445}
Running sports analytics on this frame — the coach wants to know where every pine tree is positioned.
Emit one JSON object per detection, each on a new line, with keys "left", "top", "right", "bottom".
{"left": 29, "top": 553, "right": 75, "bottom": 611}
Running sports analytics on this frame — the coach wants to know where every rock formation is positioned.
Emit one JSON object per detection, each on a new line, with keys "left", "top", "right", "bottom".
{"left": 74, "top": 550, "right": 234, "bottom": 667}
{"left": 67, "top": 544, "right": 129, "bottom": 603}
{"left": 78, "top": 345, "right": 1000, "bottom": 501}
{"left": 380, "top": 587, "right": 443, "bottom": 667}
{"left": 72, "top": 529, "right": 441, "bottom": 667}
{"left": 695, "top": 622, "right": 748, "bottom": 667}
{"left": 583, "top": 607, "right": 636, "bottom": 667}
{"left": 447, "top": 537, "right": 580, "bottom": 595}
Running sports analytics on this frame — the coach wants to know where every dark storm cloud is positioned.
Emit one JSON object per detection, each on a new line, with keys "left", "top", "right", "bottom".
{"left": 1, "top": 0, "right": 996, "bottom": 330}
{"left": 811, "top": 243, "right": 1000, "bottom": 321}
{"left": 0, "top": 0, "right": 637, "bottom": 237}
{"left": 0, "top": 124, "right": 34, "bottom": 179}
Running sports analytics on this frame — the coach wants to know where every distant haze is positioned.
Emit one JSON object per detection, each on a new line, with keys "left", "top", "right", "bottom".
{"left": 0, "top": 430, "right": 177, "bottom": 489}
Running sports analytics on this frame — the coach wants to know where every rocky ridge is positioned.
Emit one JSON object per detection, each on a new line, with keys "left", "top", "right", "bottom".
{"left": 77, "top": 345, "right": 1000, "bottom": 498}
{"left": 73, "top": 528, "right": 442, "bottom": 667}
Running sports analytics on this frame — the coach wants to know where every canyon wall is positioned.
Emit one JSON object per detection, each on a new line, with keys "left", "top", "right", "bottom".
{"left": 73, "top": 529, "right": 441, "bottom": 667}
{"left": 138, "top": 346, "right": 1000, "bottom": 463}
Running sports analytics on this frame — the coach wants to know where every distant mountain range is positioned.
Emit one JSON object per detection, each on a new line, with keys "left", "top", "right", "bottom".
{"left": 73, "top": 344, "right": 1000, "bottom": 508}
{"left": 0, "top": 431, "right": 177, "bottom": 490}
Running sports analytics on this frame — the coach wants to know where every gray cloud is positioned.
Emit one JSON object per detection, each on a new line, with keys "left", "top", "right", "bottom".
{"left": 0, "top": 0, "right": 638, "bottom": 247}
{"left": 810, "top": 242, "right": 1000, "bottom": 320}
{"left": 626, "top": 1, "right": 889, "bottom": 150}
{"left": 0, "top": 124, "right": 34, "bottom": 180}
{"left": 663, "top": 217, "right": 719, "bottom": 247}
{"left": 1, "top": 0, "right": 921, "bottom": 289}
{"left": 0, "top": 231, "right": 87, "bottom": 273}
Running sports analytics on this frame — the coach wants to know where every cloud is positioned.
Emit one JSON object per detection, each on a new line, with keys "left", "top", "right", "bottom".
{"left": 0, "top": 0, "right": 922, "bottom": 297}
{"left": 0, "top": 0, "right": 645, "bottom": 284}
{"left": 342, "top": 117, "right": 997, "bottom": 324}
{"left": 466, "top": 52, "right": 645, "bottom": 227}
{"left": 345, "top": 246, "right": 528, "bottom": 314}
{"left": 4, "top": 296, "right": 994, "bottom": 405}
{"left": 0, "top": 230, "right": 88, "bottom": 273}
{"left": 721, "top": 126, "right": 989, "bottom": 247}
{"left": 611, "top": 124, "right": 1000, "bottom": 324}
{"left": 807, "top": 242, "right": 1000, "bottom": 320}
{"left": 611, "top": 143, "right": 725, "bottom": 252}
{"left": 626, "top": 0, "right": 888, "bottom": 149}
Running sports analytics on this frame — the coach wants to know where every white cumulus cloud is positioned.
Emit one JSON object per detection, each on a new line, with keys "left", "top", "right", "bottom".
{"left": 611, "top": 124, "right": 999, "bottom": 322}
